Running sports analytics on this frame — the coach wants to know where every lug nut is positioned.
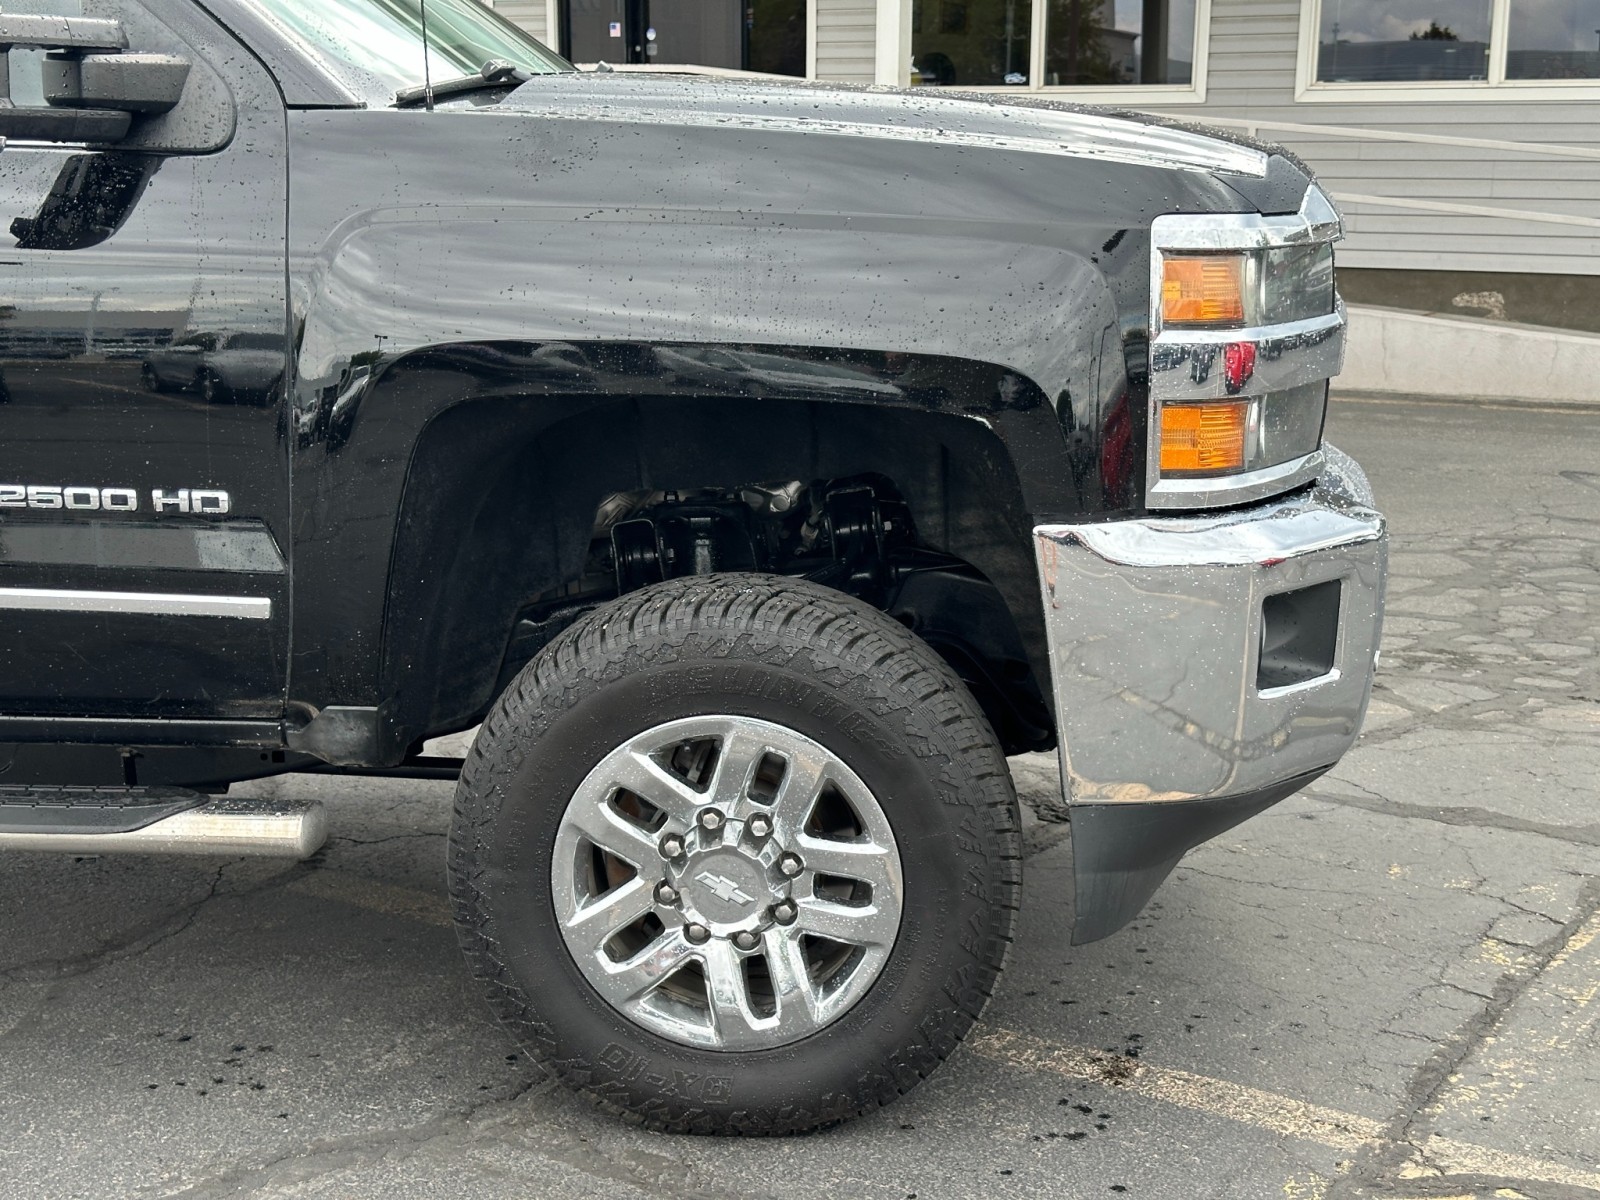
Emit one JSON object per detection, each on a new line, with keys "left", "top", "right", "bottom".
{"left": 659, "top": 833, "right": 685, "bottom": 859}
{"left": 747, "top": 813, "right": 773, "bottom": 839}
{"left": 684, "top": 923, "right": 710, "bottom": 944}
{"left": 731, "top": 930, "right": 760, "bottom": 951}
{"left": 654, "top": 882, "right": 680, "bottom": 906}
{"left": 698, "top": 808, "right": 725, "bottom": 832}
{"left": 777, "top": 852, "right": 803, "bottom": 878}
{"left": 771, "top": 899, "right": 798, "bottom": 925}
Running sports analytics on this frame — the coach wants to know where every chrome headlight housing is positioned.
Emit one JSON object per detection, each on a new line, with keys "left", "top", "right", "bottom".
{"left": 1146, "top": 186, "right": 1345, "bottom": 510}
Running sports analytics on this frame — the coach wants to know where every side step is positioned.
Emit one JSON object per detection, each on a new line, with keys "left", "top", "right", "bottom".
{"left": 0, "top": 787, "right": 327, "bottom": 859}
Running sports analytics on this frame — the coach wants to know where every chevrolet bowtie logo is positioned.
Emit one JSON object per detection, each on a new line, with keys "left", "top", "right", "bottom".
{"left": 695, "top": 871, "right": 754, "bottom": 906}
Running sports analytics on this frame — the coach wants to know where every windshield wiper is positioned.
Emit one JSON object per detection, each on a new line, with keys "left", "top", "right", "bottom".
{"left": 394, "top": 60, "right": 534, "bottom": 108}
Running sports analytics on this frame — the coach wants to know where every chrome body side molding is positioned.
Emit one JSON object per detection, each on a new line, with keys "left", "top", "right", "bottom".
{"left": 0, "top": 587, "right": 271, "bottom": 619}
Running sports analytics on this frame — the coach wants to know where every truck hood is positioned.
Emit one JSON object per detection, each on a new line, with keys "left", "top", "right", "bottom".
{"left": 499, "top": 72, "right": 1270, "bottom": 179}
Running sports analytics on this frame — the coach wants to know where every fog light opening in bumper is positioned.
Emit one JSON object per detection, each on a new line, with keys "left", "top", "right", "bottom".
{"left": 1258, "top": 578, "right": 1341, "bottom": 692}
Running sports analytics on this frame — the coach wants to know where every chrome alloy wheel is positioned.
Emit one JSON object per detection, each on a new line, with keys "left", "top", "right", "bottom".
{"left": 551, "top": 715, "right": 904, "bottom": 1050}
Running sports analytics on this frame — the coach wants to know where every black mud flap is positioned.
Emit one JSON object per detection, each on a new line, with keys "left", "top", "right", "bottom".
{"left": 1068, "top": 768, "right": 1329, "bottom": 944}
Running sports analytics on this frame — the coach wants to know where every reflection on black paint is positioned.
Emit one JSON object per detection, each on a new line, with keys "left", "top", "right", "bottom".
{"left": 0, "top": 1, "right": 291, "bottom": 723}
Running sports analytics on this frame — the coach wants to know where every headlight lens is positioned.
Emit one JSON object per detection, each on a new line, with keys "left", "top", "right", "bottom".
{"left": 1158, "top": 383, "right": 1328, "bottom": 479}
{"left": 1160, "top": 244, "right": 1336, "bottom": 331}
{"left": 1159, "top": 400, "right": 1249, "bottom": 475}
{"left": 1261, "top": 244, "right": 1335, "bottom": 325}
{"left": 1160, "top": 256, "right": 1248, "bottom": 327}
{"left": 1257, "top": 380, "right": 1329, "bottom": 468}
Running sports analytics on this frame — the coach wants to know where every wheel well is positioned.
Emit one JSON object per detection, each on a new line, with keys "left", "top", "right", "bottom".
{"left": 382, "top": 394, "right": 1055, "bottom": 756}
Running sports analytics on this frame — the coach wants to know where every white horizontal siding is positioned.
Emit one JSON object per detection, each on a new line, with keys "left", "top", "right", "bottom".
{"left": 1136, "top": 0, "right": 1600, "bottom": 275}
{"left": 814, "top": 0, "right": 875, "bottom": 83}
{"left": 486, "top": 0, "right": 551, "bottom": 47}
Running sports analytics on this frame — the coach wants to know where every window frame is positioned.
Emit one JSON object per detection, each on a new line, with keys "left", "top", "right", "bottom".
{"left": 911, "top": 0, "right": 1214, "bottom": 102}
{"left": 1295, "top": 0, "right": 1600, "bottom": 102}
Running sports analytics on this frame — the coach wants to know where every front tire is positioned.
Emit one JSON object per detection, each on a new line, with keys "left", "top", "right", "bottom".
{"left": 448, "top": 574, "right": 1021, "bottom": 1134}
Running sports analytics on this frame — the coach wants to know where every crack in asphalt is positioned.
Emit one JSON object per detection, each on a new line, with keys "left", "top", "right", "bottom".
{"left": 326, "top": 831, "right": 447, "bottom": 848}
{"left": 1307, "top": 786, "right": 1600, "bottom": 848}
{"left": 0, "top": 861, "right": 236, "bottom": 987}
{"left": 0, "top": 855, "right": 331, "bottom": 1059}
{"left": 1330, "top": 877, "right": 1600, "bottom": 1200}
{"left": 151, "top": 1076, "right": 548, "bottom": 1199}
{"left": 151, "top": 1074, "right": 744, "bottom": 1200}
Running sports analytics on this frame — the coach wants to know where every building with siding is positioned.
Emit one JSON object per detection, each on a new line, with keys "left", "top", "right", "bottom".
{"left": 487, "top": 0, "right": 1600, "bottom": 398}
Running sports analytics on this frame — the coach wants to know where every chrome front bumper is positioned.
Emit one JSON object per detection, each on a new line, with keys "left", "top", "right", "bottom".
{"left": 1035, "top": 487, "right": 1387, "bottom": 806}
{"left": 1033, "top": 484, "right": 1387, "bottom": 940}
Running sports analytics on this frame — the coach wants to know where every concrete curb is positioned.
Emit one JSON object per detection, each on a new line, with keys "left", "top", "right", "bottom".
{"left": 1332, "top": 389, "right": 1600, "bottom": 411}
{"left": 1338, "top": 304, "right": 1600, "bottom": 408}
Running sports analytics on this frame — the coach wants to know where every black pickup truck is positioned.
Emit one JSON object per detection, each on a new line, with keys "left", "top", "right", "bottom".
{"left": 0, "top": 0, "right": 1387, "bottom": 1135}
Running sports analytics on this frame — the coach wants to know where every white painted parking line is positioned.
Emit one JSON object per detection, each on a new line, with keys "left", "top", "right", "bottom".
{"left": 290, "top": 869, "right": 1600, "bottom": 1195}
{"left": 969, "top": 1027, "right": 1383, "bottom": 1153}
{"left": 970, "top": 1028, "right": 1600, "bottom": 1195}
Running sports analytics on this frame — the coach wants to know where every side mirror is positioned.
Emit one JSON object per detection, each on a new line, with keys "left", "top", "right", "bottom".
{"left": 0, "top": 11, "right": 190, "bottom": 145}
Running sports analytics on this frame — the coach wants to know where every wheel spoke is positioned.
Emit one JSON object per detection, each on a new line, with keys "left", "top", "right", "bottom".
{"left": 794, "top": 835, "right": 899, "bottom": 896}
{"left": 767, "top": 749, "right": 828, "bottom": 833}
{"left": 592, "top": 928, "right": 697, "bottom": 1008}
{"left": 562, "top": 875, "right": 656, "bottom": 959}
{"left": 764, "top": 928, "right": 823, "bottom": 1034}
{"left": 608, "top": 748, "right": 704, "bottom": 827}
{"left": 794, "top": 897, "right": 899, "bottom": 949}
{"left": 701, "top": 939, "right": 770, "bottom": 1049}
{"left": 706, "top": 727, "right": 778, "bottom": 815}
{"left": 563, "top": 796, "right": 660, "bottom": 867}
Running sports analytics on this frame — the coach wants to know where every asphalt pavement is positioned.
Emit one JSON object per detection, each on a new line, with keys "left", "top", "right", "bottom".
{"left": 1, "top": 394, "right": 1596, "bottom": 1199}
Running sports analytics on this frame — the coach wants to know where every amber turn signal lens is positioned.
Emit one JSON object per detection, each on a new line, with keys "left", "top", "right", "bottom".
{"left": 1160, "top": 402, "right": 1250, "bottom": 475}
{"left": 1161, "top": 256, "right": 1247, "bottom": 326}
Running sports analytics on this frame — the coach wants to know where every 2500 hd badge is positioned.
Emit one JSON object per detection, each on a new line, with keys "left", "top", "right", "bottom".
{"left": 0, "top": 486, "right": 232, "bottom": 514}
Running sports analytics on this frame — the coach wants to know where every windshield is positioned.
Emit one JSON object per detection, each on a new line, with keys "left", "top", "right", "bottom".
{"left": 247, "top": 0, "right": 571, "bottom": 100}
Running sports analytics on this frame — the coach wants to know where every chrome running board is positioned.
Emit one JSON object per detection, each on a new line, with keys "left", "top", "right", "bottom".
{"left": 0, "top": 789, "right": 326, "bottom": 859}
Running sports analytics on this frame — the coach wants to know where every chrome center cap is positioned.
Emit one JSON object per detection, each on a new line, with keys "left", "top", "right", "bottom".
{"left": 674, "top": 842, "right": 780, "bottom": 934}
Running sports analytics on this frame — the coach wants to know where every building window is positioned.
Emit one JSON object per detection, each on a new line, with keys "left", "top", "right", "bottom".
{"left": 911, "top": 0, "right": 1205, "bottom": 91}
{"left": 1506, "top": 0, "right": 1600, "bottom": 79}
{"left": 746, "top": 0, "right": 808, "bottom": 76}
{"left": 1316, "top": 1, "right": 1491, "bottom": 81}
{"left": 912, "top": 0, "right": 1033, "bottom": 86}
{"left": 1303, "top": 0, "right": 1600, "bottom": 94}
{"left": 1044, "top": 0, "right": 1199, "bottom": 86}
